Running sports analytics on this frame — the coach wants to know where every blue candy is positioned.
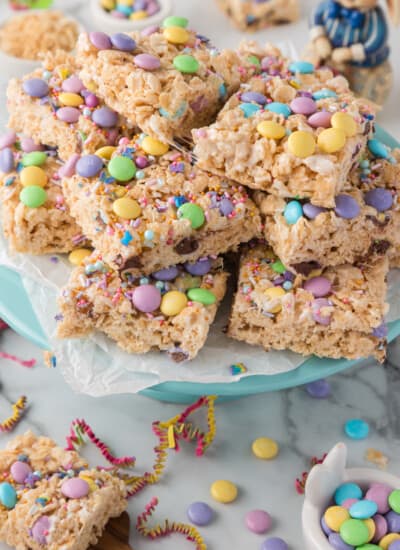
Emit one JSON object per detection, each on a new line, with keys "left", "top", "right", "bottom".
{"left": 239, "top": 103, "right": 261, "bottom": 118}
{"left": 344, "top": 418, "right": 369, "bottom": 440}
{"left": 349, "top": 499, "right": 378, "bottom": 519}
{"left": 289, "top": 60, "right": 315, "bottom": 74}
{"left": 0, "top": 482, "right": 17, "bottom": 509}
{"left": 368, "top": 138, "right": 390, "bottom": 159}
{"left": 312, "top": 89, "right": 338, "bottom": 100}
{"left": 334, "top": 483, "right": 363, "bottom": 506}
{"left": 283, "top": 200, "right": 303, "bottom": 225}
{"left": 266, "top": 102, "right": 292, "bottom": 119}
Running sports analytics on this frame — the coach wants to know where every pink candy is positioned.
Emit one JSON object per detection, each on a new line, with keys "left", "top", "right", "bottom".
{"left": 61, "top": 477, "right": 89, "bottom": 499}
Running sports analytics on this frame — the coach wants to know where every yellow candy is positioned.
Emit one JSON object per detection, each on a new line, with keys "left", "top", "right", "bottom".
{"left": 210, "top": 480, "right": 238, "bottom": 503}
{"left": 112, "top": 197, "right": 141, "bottom": 219}
{"left": 117, "top": 0, "right": 132, "bottom": 5}
{"left": 163, "top": 26, "right": 190, "bottom": 45}
{"left": 79, "top": 474, "right": 98, "bottom": 492}
{"left": 160, "top": 291, "right": 188, "bottom": 316}
{"left": 380, "top": 534, "right": 400, "bottom": 550}
{"left": 324, "top": 506, "right": 350, "bottom": 532}
{"left": 95, "top": 146, "right": 117, "bottom": 160}
{"left": 257, "top": 121, "right": 286, "bottom": 140}
{"left": 317, "top": 127, "right": 346, "bottom": 154}
{"left": 363, "top": 518, "right": 375, "bottom": 542}
{"left": 68, "top": 248, "right": 92, "bottom": 266}
{"left": 20, "top": 166, "right": 47, "bottom": 188}
{"left": 141, "top": 136, "right": 169, "bottom": 156}
{"left": 101, "top": 0, "right": 115, "bottom": 8}
{"left": 58, "top": 93, "right": 84, "bottom": 107}
{"left": 264, "top": 286, "right": 286, "bottom": 314}
{"left": 331, "top": 112, "right": 358, "bottom": 137}
{"left": 287, "top": 130, "right": 316, "bottom": 158}
{"left": 58, "top": 68, "right": 70, "bottom": 80}
{"left": 252, "top": 437, "right": 279, "bottom": 460}
{"left": 130, "top": 10, "right": 148, "bottom": 20}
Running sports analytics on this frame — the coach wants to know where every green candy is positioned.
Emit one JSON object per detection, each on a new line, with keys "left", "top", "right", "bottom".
{"left": 271, "top": 260, "right": 286, "bottom": 274}
{"left": 247, "top": 55, "right": 261, "bottom": 68}
{"left": 22, "top": 151, "right": 47, "bottom": 167}
{"left": 389, "top": 489, "right": 400, "bottom": 513}
{"left": 19, "top": 185, "right": 47, "bottom": 208}
{"left": 173, "top": 55, "right": 199, "bottom": 74}
{"left": 177, "top": 202, "right": 205, "bottom": 229}
{"left": 108, "top": 156, "right": 136, "bottom": 182}
{"left": 339, "top": 519, "right": 369, "bottom": 547}
{"left": 357, "top": 545, "right": 381, "bottom": 549}
{"left": 163, "top": 16, "right": 188, "bottom": 28}
{"left": 187, "top": 288, "right": 216, "bottom": 306}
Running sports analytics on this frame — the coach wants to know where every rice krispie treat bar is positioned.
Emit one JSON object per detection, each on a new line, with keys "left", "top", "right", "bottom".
{"left": 216, "top": 0, "right": 299, "bottom": 32}
{"left": 228, "top": 244, "right": 389, "bottom": 362}
{"left": 193, "top": 66, "right": 376, "bottom": 207}
{"left": 7, "top": 52, "right": 131, "bottom": 162}
{"left": 62, "top": 135, "right": 261, "bottom": 274}
{"left": 0, "top": 131, "right": 85, "bottom": 254}
{"left": 75, "top": 20, "right": 242, "bottom": 142}
{"left": 255, "top": 144, "right": 400, "bottom": 270}
{"left": 58, "top": 253, "right": 228, "bottom": 361}
{"left": 0, "top": 432, "right": 127, "bottom": 550}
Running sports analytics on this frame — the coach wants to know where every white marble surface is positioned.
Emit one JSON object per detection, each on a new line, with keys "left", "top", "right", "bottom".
{"left": 0, "top": 1, "right": 400, "bottom": 549}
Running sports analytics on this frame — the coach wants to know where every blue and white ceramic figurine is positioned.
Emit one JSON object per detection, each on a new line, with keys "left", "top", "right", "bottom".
{"left": 304, "top": 0, "right": 400, "bottom": 104}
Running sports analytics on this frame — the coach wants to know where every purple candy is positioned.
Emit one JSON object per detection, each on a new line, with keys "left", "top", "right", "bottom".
{"left": 134, "top": 53, "right": 161, "bottom": 71}
{"left": 62, "top": 75, "right": 84, "bottom": 93}
{"left": 290, "top": 97, "right": 317, "bottom": 115}
{"left": 132, "top": 284, "right": 161, "bottom": 313}
{"left": 0, "top": 147, "right": 15, "bottom": 172}
{"left": 10, "top": 461, "right": 32, "bottom": 483}
{"left": 135, "top": 156, "right": 149, "bottom": 169}
{"left": 85, "top": 94, "right": 99, "bottom": 108}
{"left": 303, "top": 276, "right": 332, "bottom": 297}
{"left": 312, "top": 298, "right": 332, "bottom": 325}
{"left": 20, "top": 137, "right": 43, "bottom": 153}
{"left": 241, "top": 91, "right": 267, "bottom": 105}
{"left": 334, "top": 194, "right": 360, "bottom": 219}
{"left": 364, "top": 188, "right": 393, "bottom": 212}
{"left": 22, "top": 78, "right": 49, "bottom": 98}
{"left": 56, "top": 107, "right": 80, "bottom": 123}
{"left": 219, "top": 198, "right": 234, "bottom": 216}
{"left": 92, "top": 107, "right": 118, "bottom": 128}
{"left": 328, "top": 533, "right": 354, "bottom": 550}
{"left": 385, "top": 510, "right": 400, "bottom": 532}
{"left": 110, "top": 33, "right": 136, "bottom": 52}
{"left": 372, "top": 514, "right": 388, "bottom": 542}
{"left": 61, "top": 477, "right": 89, "bottom": 499}
{"left": 89, "top": 31, "right": 112, "bottom": 50}
{"left": 187, "top": 502, "right": 214, "bottom": 526}
{"left": 152, "top": 266, "right": 179, "bottom": 281}
{"left": 365, "top": 483, "right": 392, "bottom": 514}
{"left": 306, "top": 379, "right": 331, "bottom": 398}
{"left": 76, "top": 155, "right": 103, "bottom": 178}
{"left": 147, "top": 2, "right": 160, "bottom": 15}
{"left": 303, "top": 203, "right": 327, "bottom": 219}
{"left": 0, "top": 130, "right": 17, "bottom": 149}
{"left": 372, "top": 322, "right": 388, "bottom": 338}
{"left": 185, "top": 258, "right": 212, "bottom": 276}
{"left": 141, "top": 25, "right": 159, "bottom": 36}
{"left": 58, "top": 154, "right": 80, "bottom": 178}
{"left": 31, "top": 516, "right": 51, "bottom": 545}
{"left": 261, "top": 537, "right": 288, "bottom": 550}
{"left": 307, "top": 111, "right": 332, "bottom": 128}
{"left": 388, "top": 541, "right": 400, "bottom": 550}
{"left": 321, "top": 515, "right": 333, "bottom": 535}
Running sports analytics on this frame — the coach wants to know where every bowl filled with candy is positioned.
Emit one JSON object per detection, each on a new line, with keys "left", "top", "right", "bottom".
{"left": 302, "top": 443, "right": 400, "bottom": 549}
{"left": 90, "top": 0, "right": 172, "bottom": 32}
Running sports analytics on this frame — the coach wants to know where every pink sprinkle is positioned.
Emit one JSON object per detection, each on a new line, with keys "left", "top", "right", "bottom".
{"left": 0, "top": 351, "right": 36, "bottom": 368}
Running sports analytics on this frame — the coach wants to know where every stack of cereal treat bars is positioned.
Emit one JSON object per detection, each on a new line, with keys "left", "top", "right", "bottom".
{"left": 1, "top": 16, "right": 399, "bottom": 366}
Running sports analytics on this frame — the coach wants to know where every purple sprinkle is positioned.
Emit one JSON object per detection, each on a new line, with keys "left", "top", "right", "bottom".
{"left": 372, "top": 322, "right": 388, "bottom": 338}
{"left": 306, "top": 379, "right": 331, "bottom": 398}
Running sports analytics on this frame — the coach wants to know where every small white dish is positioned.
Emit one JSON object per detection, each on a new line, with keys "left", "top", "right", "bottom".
{"left": 90, "top": 0, "right": 172, "bottom": 33}
{"left": 302, "top": 442, "right": 400, "bottom": 550}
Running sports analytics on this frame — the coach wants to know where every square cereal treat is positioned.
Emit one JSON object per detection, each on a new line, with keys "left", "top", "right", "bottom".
{"left": 0, "top": 432, "right": 127, "bottom": 550}
{"left": 7, "top": 52, "right": 130, "bottom": 162}
{"left": 0, "top": 131, "right": 86, "bottom": 254}
{"left": 75, "top": 22, "right": 242, "bottom": 142}
{"left": 254, "top": 145, "right": 400, "bottom": 270}
{"left": 193, "top": 67, "right": 376, "bottom": 207}
{"left": 228, "top": 244, "right": 388, "bottom": 361}
{"left": 215, "top": 0, "right": 299, "bottom": 31}
{"left": 61, "top": 135, "right": 261, "bottom": 274}
{"left": 57, "top": 253, "right": 228, "bottom": 361}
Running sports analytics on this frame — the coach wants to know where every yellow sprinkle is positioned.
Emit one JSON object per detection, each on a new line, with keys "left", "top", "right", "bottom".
{"left": 160, "top": 291, "right": 187, "bottom": 316}
{"left": 324, "top": 506, "right": 350, "bottom": 532}
{"left": 95, "top": 146, "right": 116, "bottom": 160}
{"left": 58, "top": 92, "right": 84, "bottom": 107}
{"left": 163, "top": 26, "right": 190, "bottom": 45}
{"left": 141, "top": 136, "right": 169, "bottom": 156}
{"left": 130, "top": 10, "right": 148, "bottom": 20}
{"left": 68, "top": 248, "right": 92, "bottom": 266}
{"left": 210, "top": 480, "right": 238, "bottom": 503}
{"left": 112, "top": 197, "right": 141, "bottom": 219}
{"left": 20, "top": 166, "right": 47, "bottom": 188}
{"left": 252, "top": 437, "right": 279, "bottom": 460}
{"left": 79, "top": 474, "right": 98, "bottom": 492}
{"left": 317, "top": 127, "right": 346, "bottom": 154}
{"left": 287, "top": 130, "right": 316, "bottom": 158}
{"left": 257, "top": 120, "right": 286, "bottom": 140}
{"left": 264, "top": 286, "right": 286, "bottom": 314}
{"left": 331, "top": 112, "right": 358, "bottom": 137}
{"left": 289, "top": 79, "right": 301, "bottom": 89}
{"left": 168, "top": 425, "right": 176, "bottom": 449}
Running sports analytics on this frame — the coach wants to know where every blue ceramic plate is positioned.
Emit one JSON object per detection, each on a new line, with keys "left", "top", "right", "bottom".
{"left": 1, "top": 125, "right": 399, "bottom": 403}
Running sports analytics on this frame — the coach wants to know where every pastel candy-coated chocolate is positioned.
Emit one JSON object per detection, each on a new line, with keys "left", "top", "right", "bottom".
{"left": 313, "top": 88, "right": 337, "bottom": 100}
{"left": 56, "top": 107, "right": 80, "bottom": 123}
{"left": 187, "top": 288, "right": 216, "bottom": 305}
{"left": 321, "top": 516, "right": 334, "bottom": 535}
{"left": 61, "top": 477, "right": 89, "bottom": 499}
{"left": 0, "top": 130, "right": 17, "bottom": 149}
{"left": 372, "top": 513, "right": 388, "bottom": 542}
{"left": 312, "top": 298, "right": 332, "bottom": 325}
{"left": 334, "top": 194, "right": 360, "bottom": 219}
{"left": 308, "top": 111, "right": 332, "bottom": 128}
{"left": 152, "top": 266, "right": 179, "bottom": 281}
{"left": 258, "top": 120, "right": 286, "bottom": 140}
{"left": 108, "top": 155, "right": 136, "bottom": 181}
{"left": 340, "top": 518, "right": 369, "bottom": 546}
{"left": 0, "top": 147, "right": 15, "bottom": 172}
{"left": 20, "top": 137, "right": 43, "bottom": 153}
{"left": 173, "top": 54, "right": 199, "bottom": 74}
{"left": 252, "top": 437, "right": 279, "bottom": 459}
{"left": 368, "top": 139, "right": 390, "bottom": 159}
{"left": 58, "top": 154, "right": 80, "bottom": 178}
{"left": 20, "top": 166, "right": 47, "bottom": 188}
{"left": 260, "top": 537, "right": 288, "bottom": 550}
{"left": 245, "top": 509, "right": 271, "bottom": 534}
{"left": 388, "top": 542, "right": 400, "bottom": 550}
{"left": 266, "top": 102, "right": 291, "bottom": 118}
{"left": 290, "top": 97, "right": 317, "bottom": 115}
{"left": 210, "top": 479, "right": 238, "bottom": 503}
{"left": 366, "top": 484, "right": 392, "bottom": 514}
{"left": 19, "top": 185, "right": 47, "bottom": 208}
{"left": 283, "top": 200, "right": 303, "bottom": 224}
{"left": 288, "top": 130, "right": 316, "bottom": 158}
{"left": 141, "top": 24, "right": 159, "bottom": 36}
{"left": 23, "top": 78, "right": 49, "bottom": 98}
{"left": 239, "top": 103, "right": 261, "bottom": 118}
{"left": 22, "top": 151, "right": 47, "bottom": 167}
{"left": 10, "top": 461, "right": 32, "bottom": 483}
{"left": 364, "top": 188, "right": 393, "bottom": 212}
{"left": 303, "top": 202, "right": 327, "bottom": 219}
{"left": 324, "top": 506, "right": 350, "bottom": 532}
{"left": 385, "top": 510, "right": 400, "bottom": 532}
{"left": 134, "top": 53, "right": 161, "bottom": 70}
{"left": 76, "top": 155, "right": 103, "bottom": 177}
{"left": 163, "top": 26, "right": 189, "bottom": 44}
{"left": 163, "top": 15, "right": 188, "bottom": 28}
{"left": 389, "top": 490, "right": 400, "bottom": 513}
{"left": 135, "top": 155, "right": 149, "bottom": 169}
{"left": 303, "top": 276, "right": 332, "bottom": 298}
{"left": 331, "top": 112, "right": 357, "bottom": 137}
{"left": 178, "top": 203, "right": 205, "bottom": 229}
{"left": 110, "top": 33, "right": 136, "bottom": 51}
{"left": 318, "top": 127, "right": 346, "bottom": 153}
{"left": 0, "top": 482, "right": 17, "bottom": 509}
{"left": 112, "top": 198, "right": 141, "bottom": 219}
{"left": 141, "top": 136, "right": 168, "bottom": 156}
{"left": 372, "top": 322, "right": 388, "bottom": 338}
{"left": 185, "top": 258, "right": 211, "bottom": 276}
{"left": 328, "top": 532, "right": 354, "bottom": 550}
{"left": 132, "top": 284, "right": 161, "bottom": 313}
{"left": 219, "top": 197, "right": 234, "bottom": 216}
{"left": 241, "top": 91, "right": 267, "bottom": 105}
{"left": 31, "top": 516, "right": 51, "bottom": 544}
{"left": 160, "top": 290, "right": 188, "bottom": 316}
{"left": 289, "top": 60, "right": 314, "bottom": 74}
{"left": 59, "top": 92, "right": 84, "bottom": 107}
{"left": 89, "top": 31, "right": 112, "bottom": 49}
{"left": 92, "top": 107, "right": 118, "bottom": 128}
{"left": 349, "top": 499, "right": 378, "bottom": 519}
{"left": 85, "top": 93, "right": 99, "bottom": 108}
{"left": 186, "top": 502, "right": 214, "bottom": 526}
{"left": 342, "top": 498, "right": 359, "bottom": 510}
{"left": 344, "top": 419, "right": 369, "bottom": 440}
{"left": 69, "top": 248, "right": 92, "bottom": 266}
{"left": 62, "top": 75, "right": 84, "bottom": 93}
{"left": 306, "top": 379, "right": 331, "bottom": 398}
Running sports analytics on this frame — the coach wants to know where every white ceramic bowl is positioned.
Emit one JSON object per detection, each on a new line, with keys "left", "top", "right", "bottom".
{"left": 90, "top": 0, "right": 172, "bottom": 33}
{"left": 302, "top": 442, "right": 400, "bottom": 550}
